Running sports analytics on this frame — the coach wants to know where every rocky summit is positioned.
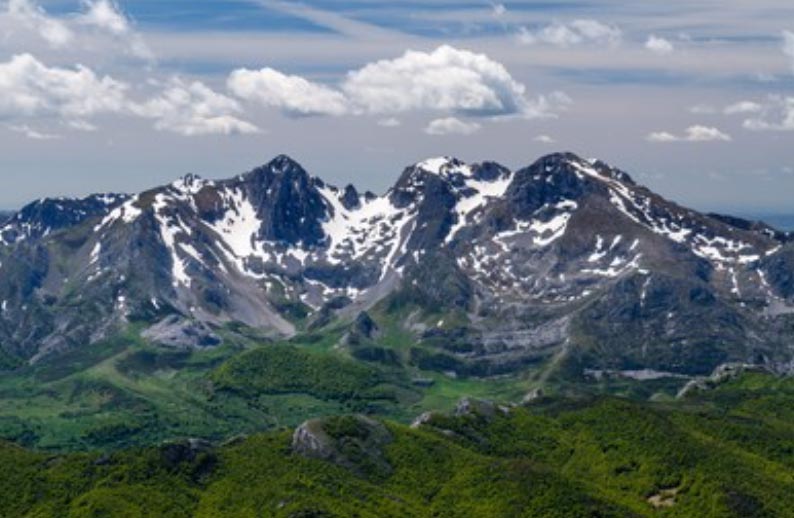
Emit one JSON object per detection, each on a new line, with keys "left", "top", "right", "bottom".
{"left": 1, "top": 152, "right": 793, "bottom": 377}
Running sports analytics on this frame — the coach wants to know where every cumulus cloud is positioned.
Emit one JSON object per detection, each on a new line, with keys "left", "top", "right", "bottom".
{"left": 0, "top": 53, "right": 258, "bottom": 136}
{"left": 227, "top": 67, "right": 348, "bottom": 117}
{"left": 424, "top": 117, "right": 481, "bottom": 135}
{"left": 227, "top": 45, "right": 559, "bottom": 121}
{"left": 7, "top": 0, "right": 74, "bottom": 48}
{"left": 0, "top": 53, "right": 128, "bottom": 124}
{"left": 4, "top": 44, "right": 564, "bottom": 137}
{"left": 646, "top": 125, "right": 732, "bottom": 143}
{"left": 134, "top": 79, "right": 260, "bottom": 136}
{"left": 723, "top": 101, "right": 763, "bottom": 115}
{"left": 784, "top": 31, "right": 794, "bottom": 72}
{"left": 742, "top": 96, "right": 794, "bottom": 131}
{"left": 78, "top": 0, "right": 129, "bottom": 35}
{"left": 342, "top": 45, "right": 535, "bottom": 117}
{"left": 534, "top": 134, "right": 556, "bottom": 144}
{"left": 645, "top": 35, "right": 674, "bottom": 55}
{"left": 518, "top": 19, "right": 621, "bottom": 48}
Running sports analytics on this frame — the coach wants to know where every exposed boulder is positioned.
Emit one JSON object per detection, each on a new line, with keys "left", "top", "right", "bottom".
{"left": 142, "top": 315, "right": 221, "bottom": 349}
{"left": 292, "top": 415, "right": 393, "bottom": 478}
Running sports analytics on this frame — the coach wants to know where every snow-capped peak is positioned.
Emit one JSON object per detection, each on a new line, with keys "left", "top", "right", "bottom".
{"left": 415, "top": 157, "right": 471, "bottom": 176}
{"left": 171, "top": 173, "right": 207, "bottom": 194}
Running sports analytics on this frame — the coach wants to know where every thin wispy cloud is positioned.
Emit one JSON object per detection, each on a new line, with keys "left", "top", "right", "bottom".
{"left": 518, "top": 19, "right": 621, "bottom": 48}
{"left": 7, "top": 124, "right": 61, "bottom": 140}
{"left": 4, "top": 0, "right": 153, "bottom": 59}
{"left": 783, "top": 31, "right": 794, "bottom": 72}
{"left": 77, "top": 0, "right": 153, "bottom": 59}
{"left": 490, "top": 3, "right": 507, "bottom": 19}
{"left": 250, "top": 0, "right": 404, "bottom": 41}
{"left": 377, "top": 118, "right": 401, "bottom": 128}
{"left": 689, "top": 104, "right": 717, "bottom": 115}
{"left": 742, "top": 96, "right": 794, "bottom": 131}
{"left": 723, "top": 101, "right": 763, "bottom": 115}
{"left": 647, "top": 125, "right": 732, "bottom": 143}
{"left": 424, "top": 117, "right": 481, "bottom": 136}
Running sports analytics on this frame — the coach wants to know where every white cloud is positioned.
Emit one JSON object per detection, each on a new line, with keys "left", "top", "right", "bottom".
{"left": 77, "top": 0, "right": 154, "bottom": 60}
{"left": 490, "top": 3, "right": 506, "bottom": 18}
{"left": 689, "top": 104, "right": 717, "bottom": 115}
{"left": 646, "top": 131, "right": 679, "bottom": 143}
{"left": 65, "top": 119, "right": 98, "bottom": 132}
{"left": 646, "top": 125, "right": 731, "bottom": 143}
{"left": 6, "top": 0, "right": 152, "bottom": 59}
{"left": 79, "top": 0, "right": 129, "bottom": 35}
{"left": 228, "top": 67, "right": 348, "bottom": 117}
{"left": 7, "top": 124, "right": 61, "bottom": 140}
{"left": 342, "top": 45, "right": 537, "bottom": 117}
{"left": 645, "top": 35, "right": 674, "bottom": 56}
{"left": 723, "top": 101, "right": 763, "bottom": 115}
{"left": 228, "top": 46, "right": 558, "bottom": 121}
{"left": 533, "top": 90, "right": 572, "bottom": 116}
{"left": 534, "top": 134, "right": 556, "bottom": 144}
{"left": 518, "top": 19, "right": 621, "bottom": 48}
{"left": 424, "top": 117, "right": 481, "bottom": 136}
{"left": 783, "top": 31, "right": 794, "bottom": 72}
{"left": 134, "top": 79, "right": 260, "bottom": 136}
{"left": 685, "top": 125, "right": 732, "bottom": 141}
{"left": 0, "top": 54, "right": 260, "bottom": 136}
{"left": 377, "top": 117, "right": 401, "bottom": 127}
{"left": 743, "top": 96, "right": 794, "bottom": 131}
{"left": 7, "top": 0, "right": 74, "bottom": 48}
{"left": 0, "top": 53, "right": 128, "bottom": 123}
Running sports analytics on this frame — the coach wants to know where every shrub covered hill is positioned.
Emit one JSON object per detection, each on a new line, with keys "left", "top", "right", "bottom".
{"left": 1, "top": 371, "right": 794, "bottom": 517}
{"left": 1, "top": 153, "right": 794, "bottom": 516}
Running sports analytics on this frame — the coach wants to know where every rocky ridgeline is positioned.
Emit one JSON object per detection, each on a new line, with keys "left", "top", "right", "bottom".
{"left": 0, "top": 152, "right": 793, "bottom": 376}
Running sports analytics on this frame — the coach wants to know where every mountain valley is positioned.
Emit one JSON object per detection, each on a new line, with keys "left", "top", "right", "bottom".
{"left": 0, "top": 152, "right": 793, "bottom": 451}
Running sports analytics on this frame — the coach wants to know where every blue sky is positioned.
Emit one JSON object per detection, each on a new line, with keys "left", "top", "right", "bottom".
{"left": 0, "top": 0, "right": 793, "bottom": 214}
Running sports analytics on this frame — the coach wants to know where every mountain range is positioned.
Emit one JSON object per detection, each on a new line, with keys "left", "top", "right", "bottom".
{"left": 1, "top": 152, "right": 793, "bottom": 380}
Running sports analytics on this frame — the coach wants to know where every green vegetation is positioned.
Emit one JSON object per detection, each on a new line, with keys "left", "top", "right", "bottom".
{"left": 0, "top": 323, "right": 540, "bottom": 451}
{"left": 211, "top": 345, "right": 387, "bottom": 399}
{"left": 1, "top": 372, "right": 794, "bottom": 517}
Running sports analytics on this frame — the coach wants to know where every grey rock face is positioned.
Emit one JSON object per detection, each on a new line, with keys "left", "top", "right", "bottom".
{"left": 141, "top": 315, "right": 221, "bottom": 349}
{"left": 0, "top": 152, "right": 792, "bottom": 379}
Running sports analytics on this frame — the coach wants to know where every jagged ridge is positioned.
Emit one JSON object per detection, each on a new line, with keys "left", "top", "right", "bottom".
{"left": 0, "top": 152, "right": 793, "bottom": 376}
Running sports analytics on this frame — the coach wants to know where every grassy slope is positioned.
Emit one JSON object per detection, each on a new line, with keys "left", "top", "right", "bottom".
{"left": 0, "top": 320, "right": 559, "bottom": 451}
{"left": 1, "top": 372, "right": 794, "bottom": 517}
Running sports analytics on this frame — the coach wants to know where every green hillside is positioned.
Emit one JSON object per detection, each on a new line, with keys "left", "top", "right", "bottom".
{"left": 2, "top": 372, "right": 794, "bottom": 517}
